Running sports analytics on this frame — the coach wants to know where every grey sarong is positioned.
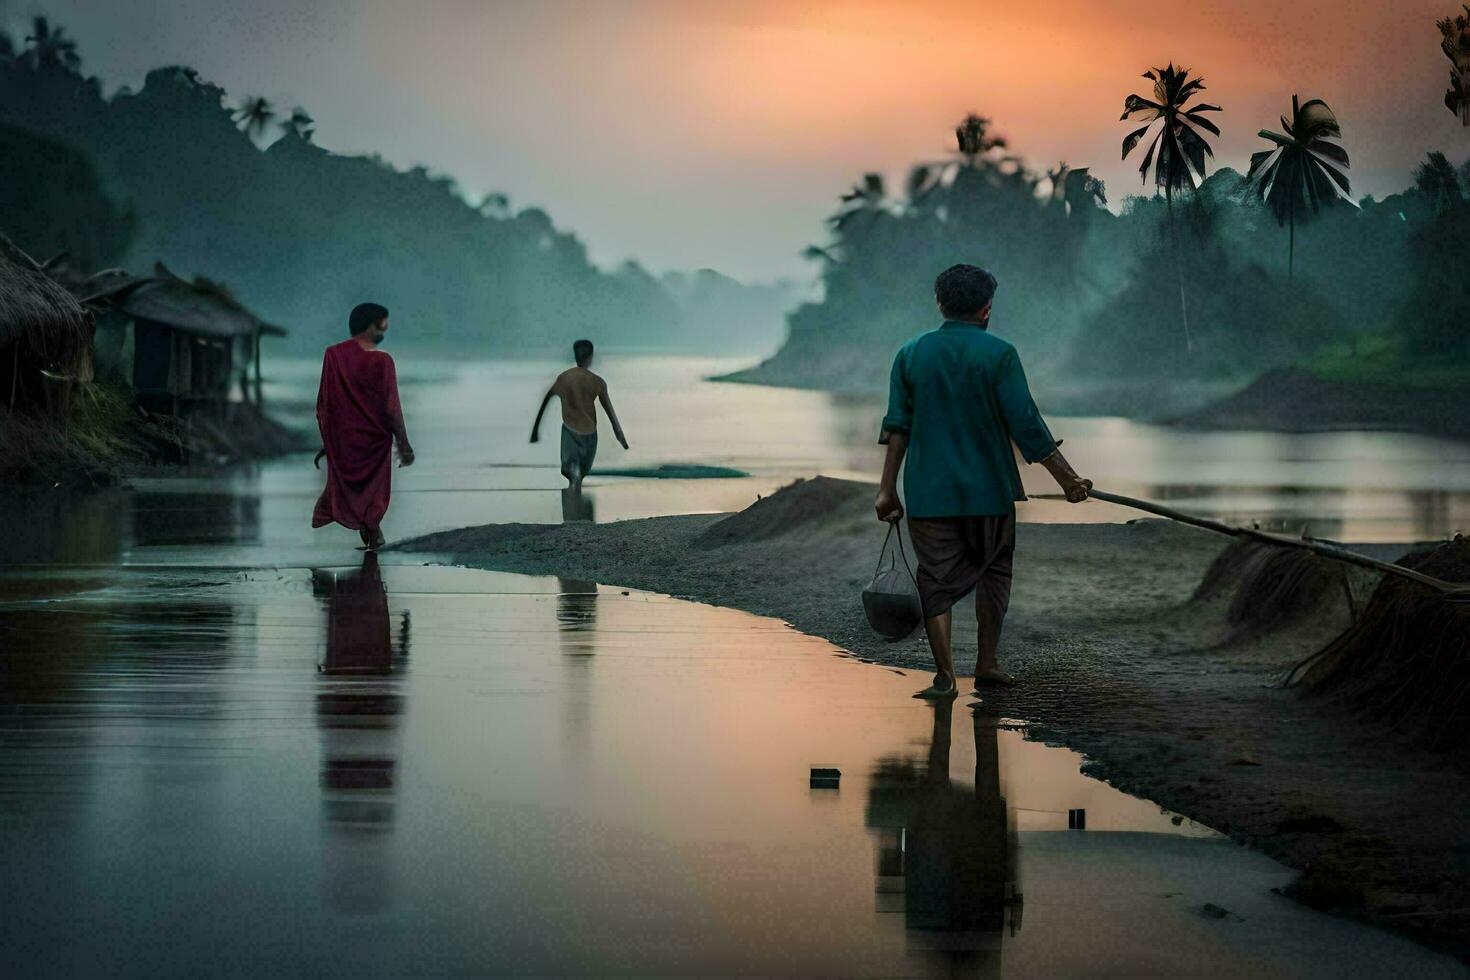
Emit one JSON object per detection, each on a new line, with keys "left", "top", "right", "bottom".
{"left": 560, "top": 424, "right": 598, "bottom": 483}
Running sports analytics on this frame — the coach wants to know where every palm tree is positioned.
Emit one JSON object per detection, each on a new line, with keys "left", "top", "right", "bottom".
{"left": 23, "top": 16, "right": 80, "bottom": 72}
{"left": 954, "top": 113, "right": 1006, "bottom": 164}
{"left": 1046, "top": 163, "right": 1108, "bottom": 216}
{"left": 287, "top": 106, "right": 314, "bottom": 141}
{"left": 1121, "top": 64, "right": 1221, "bottom": 200}
{"left": 904, "top": 164, "right": 941, "bottom": 212}
{"left": 234, "top": 96, "right": 276, "bottom": 140}
{"left": 1246, "top": 96, "right": 1355, "bottom": 278}
{"left": 1121, "top": 63, "right": 1221, "bottom": 350}
{"left": 831, "top": 173, "right": 889, "bottom": 233}
{"left": 1414, "top": 151, "right": 1468, "bottom": 212}
{"left": 1440, "top": 4, "right": 1470, "bottom": 125}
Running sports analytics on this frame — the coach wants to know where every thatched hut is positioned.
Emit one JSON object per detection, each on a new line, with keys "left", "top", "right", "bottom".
{"left": 0, "top": 232, "right": 92, "bottom": 418}
{"left": 88, "top": 263, "right": 285, "bottom": 417}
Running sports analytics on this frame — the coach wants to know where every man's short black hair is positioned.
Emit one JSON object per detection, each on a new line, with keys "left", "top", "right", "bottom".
{"left": 573, "top": 339, "right": 594, "bottom": 365}
{"left": 349, "top": 302, "right": 389, "bottom": 336}
{"left": 934, "top": 264, "right": 998, "bottom": 318}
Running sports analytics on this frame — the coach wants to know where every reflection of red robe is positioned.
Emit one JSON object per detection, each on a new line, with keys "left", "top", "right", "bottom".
{"left": 312, "top": 340, "right": 403, "bottom": 532}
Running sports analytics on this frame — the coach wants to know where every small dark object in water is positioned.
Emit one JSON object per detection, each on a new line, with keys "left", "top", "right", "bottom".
{"left": 1200, "top": 903, "right": 1239, "bottom": 921}
{"left": 1068, "top": 808, "right": 1086, "bottom": 830}
{"left": 810, "top": 767, "right": 840, "bottom": 789}
{"left": 862, "top": 522, "right": 923, "bottom": 641}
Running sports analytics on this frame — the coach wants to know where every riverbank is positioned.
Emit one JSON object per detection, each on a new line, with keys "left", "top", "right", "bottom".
{"left": 718, "top": 356, "right": 1470, "bottom": 440}
{"left": 1174, "top": 368, "right": 1470, "bottom": 439}
{"left": 398, "top": 476, "right": 1470, "bottom": 960}
{"left": 0, "top": 393, "right": 307, "bottom": 489}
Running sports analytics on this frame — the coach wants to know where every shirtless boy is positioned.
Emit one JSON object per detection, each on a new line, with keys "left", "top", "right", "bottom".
{"left": 529, "top": 339, "right": 629, "bottom": 489}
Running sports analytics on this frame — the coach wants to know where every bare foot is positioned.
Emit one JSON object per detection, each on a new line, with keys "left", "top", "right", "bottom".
{"left": 912, "top": 678, "right": 957, "bottom": 700}
{"left": 972, "top": 668, "right": 1017, "bottom": 687}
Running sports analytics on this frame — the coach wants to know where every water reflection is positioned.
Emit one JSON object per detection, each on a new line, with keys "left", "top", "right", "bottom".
{"left": 560, "top": 486, "right": 596, "bottom": 523}
{"left": 868, "top": 701, "right": 1016, "bottom": 973}
{"left": 313, "top": 554, "right": 409, "bottom": 914}
{"left": 0, "top": 563, "right": 1460, "bottom": 976}
{"left": 556, "top": 578, "right": 598, "bottom": 757}
{"left": 556, "top": 577, "right": 599, "bottom": 640}
{"left": 131, "top": 492, "right": 262, "bottom": 547}
{"left": 0, "top": 489, "right": 126, "bottom": 564}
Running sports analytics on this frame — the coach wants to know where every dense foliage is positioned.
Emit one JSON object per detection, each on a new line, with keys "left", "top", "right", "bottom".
{"left": 0, "top": 25, "right": 784, "bottom": 354}
{"left": 739, "top": 107, "right": 1467, "bottom": 392}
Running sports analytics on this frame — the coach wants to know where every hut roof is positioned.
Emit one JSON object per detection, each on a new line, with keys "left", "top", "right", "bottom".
{"left": 0, "top": 232, "right": 92, "bottom": 365}
{"left": 71, "top": 268, "right": 151, "bottom": 307}
{"left": 116, "top": 263, "right": 286, "bottom": 340}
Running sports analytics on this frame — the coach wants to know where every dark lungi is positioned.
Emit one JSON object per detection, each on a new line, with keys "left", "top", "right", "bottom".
{"left": 906, "top": 514, "right": 1015, "bottom": 625}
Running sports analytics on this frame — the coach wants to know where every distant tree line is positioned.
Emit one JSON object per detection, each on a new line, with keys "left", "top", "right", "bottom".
{"left": 0, "top": 18, "right": 716, "bottom": 354}
{"left": 753, "top": 44, "right": 1470, "bottom": 392}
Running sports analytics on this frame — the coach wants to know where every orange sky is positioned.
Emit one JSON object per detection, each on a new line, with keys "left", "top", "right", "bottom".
{"left": 34, "top": 0, "right": 1470, "bottom": 278}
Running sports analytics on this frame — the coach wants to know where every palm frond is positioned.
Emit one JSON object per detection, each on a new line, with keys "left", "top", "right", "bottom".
{"left": 1120, "top": 63, "right": 1219, "bottom": 194}
{"left": 1247, "top": 95, "right": 1355, "bottom": 222}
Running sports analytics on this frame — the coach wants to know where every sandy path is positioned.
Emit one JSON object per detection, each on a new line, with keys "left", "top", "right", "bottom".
{"left": 398, "top": 477, "right": 1470, "bottom": 960}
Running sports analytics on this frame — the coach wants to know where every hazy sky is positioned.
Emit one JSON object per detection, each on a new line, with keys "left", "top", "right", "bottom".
{"left": 8, "top": 0, "right": 1466, "bottom": 280}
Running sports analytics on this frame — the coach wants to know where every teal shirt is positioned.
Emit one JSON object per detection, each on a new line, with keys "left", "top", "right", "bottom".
{"left": 880, "top": 321, "right": 1057, "bottom": 518}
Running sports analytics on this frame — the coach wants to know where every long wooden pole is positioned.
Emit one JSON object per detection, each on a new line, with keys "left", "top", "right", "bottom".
{"left": 1085, "top": 488, "right": 1468, "bottom": 596}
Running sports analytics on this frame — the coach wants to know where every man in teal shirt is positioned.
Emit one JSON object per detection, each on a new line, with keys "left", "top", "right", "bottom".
{"left": 876, "top": 264, "right": 1091, "bottom": 698}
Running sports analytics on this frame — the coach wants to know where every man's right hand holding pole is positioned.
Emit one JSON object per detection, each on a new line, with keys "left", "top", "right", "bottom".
{"left": 1040, "top": 444, "right": 1092, "bottom": 502}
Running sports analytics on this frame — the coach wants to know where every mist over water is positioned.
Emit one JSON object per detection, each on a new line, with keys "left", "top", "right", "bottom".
{"left": 5, "top": 355, "right": 1467, "bottom": 570}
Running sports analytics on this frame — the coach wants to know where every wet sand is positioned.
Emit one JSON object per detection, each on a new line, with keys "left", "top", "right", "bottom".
{"left": 400, "top": 477, "right": 1470, "bottom": 960}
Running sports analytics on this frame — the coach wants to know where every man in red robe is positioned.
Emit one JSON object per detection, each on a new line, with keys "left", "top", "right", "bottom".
{"left": 313, "top": 303, "right": 414, "bottom": 550}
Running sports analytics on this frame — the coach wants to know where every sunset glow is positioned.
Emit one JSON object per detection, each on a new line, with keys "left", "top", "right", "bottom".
{"left": 34, "top": 0, "right": 1468, "bottom": 278}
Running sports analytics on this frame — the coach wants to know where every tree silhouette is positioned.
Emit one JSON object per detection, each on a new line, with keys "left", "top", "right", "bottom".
{"left": 1440, "top": 4, "right": 1470, "bottom": 125}
{"left": 1121, "top": 63, "right": 1221, "bottom": 350}
{"left": 1246, "top": 96, "right": 1355, "bottom": 278}
{"left": 1400, "top": 152, "right": 1470, "bottom": 355}
{"left": 478, "top": 192, "right": 510, "bottom": 218}
{"left": 831, "top": 172, "right": 889, "bottom": 233}
{"left": 287, "top": 106, "right": 314, "bottom": 141}
{"left": 1121, "top": 64, "right": 1221, "bottom": 200}
{"left": 954, "top": 113, "right": 1006, "bottom": 165}
{"left": 1047, "top": 163, "right": 1108, "bottom": 216}
{"left": 1414, "top": 151, "right": 1468, "bottom": 211}
{"left": 234, "top": 96, "right": 276, "bottom": 140}
{"left": 23, "top": 16, "right": 80, "bottom": 72}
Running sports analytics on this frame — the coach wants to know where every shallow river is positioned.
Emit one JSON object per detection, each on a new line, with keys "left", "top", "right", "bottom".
{"left": 9, "top": 354, "right": 1470, "bottom": 566}
{"left": 0, "top": 559, "right": 1458, "bottom": 976}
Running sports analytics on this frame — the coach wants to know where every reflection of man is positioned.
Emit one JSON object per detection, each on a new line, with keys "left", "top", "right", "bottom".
{"left": 313, "top": 303, "right": 415, "bottom": 551}
{"left": 866, "top": 699, "right": 1013, "bottom": 964}
{"left": 876, "top": 265, "right": 1092, "bottom": 698}
{"left": 560, "top": 487, "right": 595, "bottom": 523}
{"left": 318, "top": 552, "right": 393, "bottom": 675}
{"left": 314, "top": 553, "right": 408, "bottom": 914}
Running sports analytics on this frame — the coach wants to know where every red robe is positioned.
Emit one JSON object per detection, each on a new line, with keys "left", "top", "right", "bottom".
{"left": 312, "top": 340, "right": 403, "bottom": 532}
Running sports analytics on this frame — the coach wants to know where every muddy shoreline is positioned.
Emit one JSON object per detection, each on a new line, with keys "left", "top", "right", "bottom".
{"left": 397, "top": 476, "right": 1470, "bottom": 960}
